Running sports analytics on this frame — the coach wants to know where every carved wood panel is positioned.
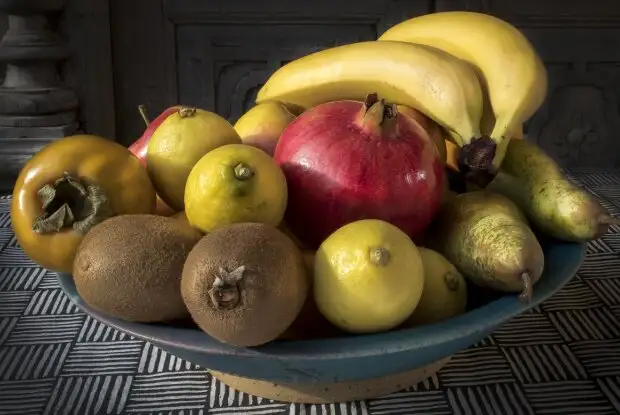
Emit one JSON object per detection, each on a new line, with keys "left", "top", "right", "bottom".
{"left": 110, "top": 0, "right": 431, "bottom": 146}
{"left": 109, "top": 0, "right": 620, "bottom": 168}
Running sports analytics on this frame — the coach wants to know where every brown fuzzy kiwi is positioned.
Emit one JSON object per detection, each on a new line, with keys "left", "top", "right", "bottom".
{"left": 73, "top": 214, "right": 202, "bottom": 322}
{"left": 181, "top": 222, "right": 309, "bottom": 347}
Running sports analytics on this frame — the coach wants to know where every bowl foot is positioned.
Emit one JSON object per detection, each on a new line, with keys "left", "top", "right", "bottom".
{"left": 210, "top": 356, "right": 451, "bottom": 404}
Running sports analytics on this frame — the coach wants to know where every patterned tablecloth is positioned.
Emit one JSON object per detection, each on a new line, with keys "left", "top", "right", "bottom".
{"left": 1, "top": 169, "right": 620, "bottom": 415}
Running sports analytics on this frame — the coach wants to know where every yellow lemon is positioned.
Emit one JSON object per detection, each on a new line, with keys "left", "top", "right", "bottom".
{"left": 314, "top": 219, "right": 424, "bottom": 333}
{"left": 147, "top": 107, "right": 241, "bottom": 211}
{"left": 184, "top": 144, "right": 287, "bottom": 233}
{"left": 407, "top": 247, "right": 467, "bottom": 326}
{"left": 234, "top": 101, "right": 298, "bottom": 156}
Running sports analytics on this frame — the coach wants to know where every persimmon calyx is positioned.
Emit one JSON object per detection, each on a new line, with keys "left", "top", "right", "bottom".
{"left": 32, "top": 173, "right": 113, "bottom": 235}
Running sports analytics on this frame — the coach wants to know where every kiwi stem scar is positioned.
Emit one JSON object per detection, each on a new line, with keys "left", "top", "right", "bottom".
{"left": 369, "top": 247, "right": 390, "bottom": 267}
{"left": 32, "top": 173, "right": 113, "bottom": 235}
{"left": 208, "top": 265, "right": 246, "bottom": 310}
{"left": 234, "top": 163, "right": 255, "bottom": 181}
{"left": 178, "top": 107, "right": 197, "bottom": 118}
{"left": 518, "top": 272, "right": 533, "bottom": 304}
{"left": 444, "top": 273, "right": 460, "bottom": 291}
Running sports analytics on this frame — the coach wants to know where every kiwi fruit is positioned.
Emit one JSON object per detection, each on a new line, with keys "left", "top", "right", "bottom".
{"left": 73, "top": 214, "right": 202, "bottom": 322}
{"left": 181, "top": 222, "right": 309, "bottom": 347}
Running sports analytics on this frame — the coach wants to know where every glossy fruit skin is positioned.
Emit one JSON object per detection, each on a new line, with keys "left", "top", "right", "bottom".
{"left": 396, "top": 104, "right": 447, "bottom": 163}
{"left": 234, "top": 101, "right": 297, "bottom": 156}
{"left": 128, "top": 106, "right": 181, "bottom": 165}
{"left": 274, "top": 100, "right": 445, "bottom": 248}
{"left": 147, "top": 108, "right": 242, "bottom": 211}
{"left": 11, "top": 135, "right": 156, "bottom": 273}
{"left": 314, "top": 219, "right": 425, "bottom": 333}
{"left": 184, "top": 144, "right": 287, "bottom": 233}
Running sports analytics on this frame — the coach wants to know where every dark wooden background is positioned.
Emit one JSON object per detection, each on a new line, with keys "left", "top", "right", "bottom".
{"left": 1, "top": 0, "right": 619, "bottom": 191}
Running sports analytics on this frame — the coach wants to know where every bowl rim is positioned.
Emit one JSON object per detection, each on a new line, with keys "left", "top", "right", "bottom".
{"left": 58, "top": 240, "right": 586, "bottom": 361}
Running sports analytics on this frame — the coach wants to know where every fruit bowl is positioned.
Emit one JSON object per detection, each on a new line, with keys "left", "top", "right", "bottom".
{"left": 57, "top": 237, "right": 585, "bottom": 402}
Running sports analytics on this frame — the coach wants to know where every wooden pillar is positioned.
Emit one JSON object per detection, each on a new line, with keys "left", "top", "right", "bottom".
{"left": 0, "top": 0, "right": 78, "bottom": 192}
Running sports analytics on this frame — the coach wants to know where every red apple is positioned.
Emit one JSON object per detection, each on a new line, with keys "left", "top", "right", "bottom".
{"left": 129, "top": 104, "right": 181, "bottom": 216}
{"left": 129, "top": 104, "right": 181, "bottom": 166}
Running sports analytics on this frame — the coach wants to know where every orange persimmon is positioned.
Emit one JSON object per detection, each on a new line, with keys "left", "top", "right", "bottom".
{"left": 11, "top": 134, "right": 156, "bottom": 273}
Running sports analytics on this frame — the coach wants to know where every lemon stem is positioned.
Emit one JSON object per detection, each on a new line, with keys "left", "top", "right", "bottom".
{"left": 32, "top": 173, "right": 113, "bottom": 235}
{"left": 518, "top": 272, "right": 532, "bottom": 304}
{"left": 208, "top": 265, "right": 246, "bottom": 310}
{"left": 178, "top": 107, "right": 197, "bottom": 118}
{"left": 138, "top": 104, "right": 150, "bottom": 127}
{"left": 369, "top": 247, "right": 390, "bottom": 267}
{"left": 234, "top": 163, "right": 254, "bottom": 181}
{"left": 444, "top": 273, "right": 460, "bottom": 291}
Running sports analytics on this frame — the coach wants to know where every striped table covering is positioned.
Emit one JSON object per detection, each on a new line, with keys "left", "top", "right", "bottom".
{"left": 1, "top": 169, "right": 620, "bottom": 415}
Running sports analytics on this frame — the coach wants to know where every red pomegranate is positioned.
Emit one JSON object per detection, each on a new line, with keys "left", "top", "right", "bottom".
{"left": 274, "top": 94, "right": 445, "bottom": 249}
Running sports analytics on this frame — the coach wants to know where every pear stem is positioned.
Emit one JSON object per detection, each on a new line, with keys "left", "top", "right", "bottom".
{"left": 369, "top": 247, "right": 390, "bottom": 267}
{"left": 598, "top": 215, "right": 620, "bottom": 226}
{"left": 138, "top": 104, "right": 150, "bottom": 127}
{"left": 234, "top": 163, "right": 254, "bottom": 181}
{"left": 518, "top": 272, "right": 533, "bottom": 304}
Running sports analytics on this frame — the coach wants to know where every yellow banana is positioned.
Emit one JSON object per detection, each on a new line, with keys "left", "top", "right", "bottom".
{"left": 256, "top": 41, "right": 483, "bottom": 146}
{"left": 379, "top": 11, "right": 548, "bottom": 146}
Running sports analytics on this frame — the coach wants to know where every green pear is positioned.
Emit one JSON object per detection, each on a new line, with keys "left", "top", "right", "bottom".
{"left": 486, "top": 139, "right": 618, "bottom": 242}
{"left": 429, "top": 191, "right": 544, "bottom": 303}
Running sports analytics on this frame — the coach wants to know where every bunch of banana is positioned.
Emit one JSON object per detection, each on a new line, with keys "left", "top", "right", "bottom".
{"left": 256, "top": 11, "right": 547, "bottom": 183}
{"left": 257, "top": 40, "right": 484, "bottom": 147}
{"left": 380, "top": 12, "right": 548, "bottom": 171}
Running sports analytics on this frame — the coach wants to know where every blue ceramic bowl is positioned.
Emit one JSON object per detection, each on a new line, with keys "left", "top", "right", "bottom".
{"left": 58, "top": 239, "right": 585, "bottom": 384}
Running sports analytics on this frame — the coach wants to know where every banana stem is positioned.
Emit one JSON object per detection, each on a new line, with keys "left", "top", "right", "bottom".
{"left": 458, "top": 137, "right": 498, "bottom": 188}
